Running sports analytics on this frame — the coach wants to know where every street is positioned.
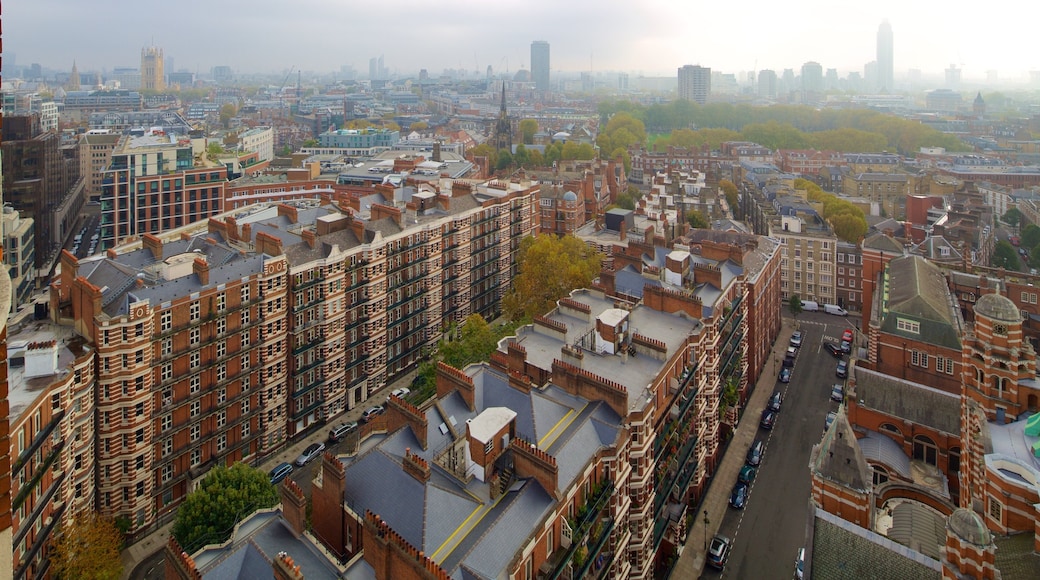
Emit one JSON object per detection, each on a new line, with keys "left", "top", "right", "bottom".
{"left": 704, "top": 312, "right": 855, "bottom": 579}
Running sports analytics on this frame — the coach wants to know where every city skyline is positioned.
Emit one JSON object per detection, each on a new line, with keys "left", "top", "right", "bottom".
{"left": 5, "top": 1, "right": 1040, "bottom": 83}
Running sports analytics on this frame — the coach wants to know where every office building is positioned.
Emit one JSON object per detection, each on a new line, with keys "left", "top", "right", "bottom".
{"left": 877, "top": 20, "right": 894, "bottom": 92}
{"left": 801, "top": 61, "right": 823, "bottom": 104}
{"left": 757, "top": 69, "right": 777, "bottom": 100}
{"left": 677, "top": 65, "right": 711, "bottom": 104}
{"left": 531, "top": 41, "right": 550, "bottom": 93}
{"left": 237, "top": 126, "right": 275, "bottom": 162}
{"left": 141, "top": 46, "right": 165, "bottom": 91}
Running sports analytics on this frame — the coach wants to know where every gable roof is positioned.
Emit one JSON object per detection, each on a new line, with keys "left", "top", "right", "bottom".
{"left": 879, "top": 255, "right": 963, "bottom": 349}
{"left": 852, "top": 366, "right": 961, "bottom": 435}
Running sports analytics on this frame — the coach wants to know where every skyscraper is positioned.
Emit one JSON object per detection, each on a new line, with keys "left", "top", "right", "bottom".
{"left": 140, "top": 46, "right": 165, "bottom": 91}
{"left": 800, "top": 61, "right": 823, "bottom": 104}
{"left": 677, "top": 65, "right": 711, "bottom": 104}
{"left": 877, "top": 20, "right": 894, "bottom": 92}
{"left": 757, "top": 69, "right": 778, "bottom": 100}
{"left": 531, "top": 41, "right": 550, "bottom": 93}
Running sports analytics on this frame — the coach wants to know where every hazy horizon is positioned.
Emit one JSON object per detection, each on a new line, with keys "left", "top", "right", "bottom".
{"left": 6, "top": 0, "right": 1040, "bottom": 84}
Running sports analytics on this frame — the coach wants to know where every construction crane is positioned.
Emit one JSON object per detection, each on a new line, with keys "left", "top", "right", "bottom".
{"left": 279, "top": 65, "right": 295, "bottom": 112}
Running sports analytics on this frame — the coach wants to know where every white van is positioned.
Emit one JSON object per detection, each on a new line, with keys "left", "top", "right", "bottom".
{"left": 800, "top": 300, "right": 820, "bottom": 312}
{"left": 824, "top": 304, "right": 848, "bottom": 316}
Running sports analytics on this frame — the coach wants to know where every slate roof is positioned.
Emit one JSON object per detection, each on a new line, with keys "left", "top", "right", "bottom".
{"left": 994, "top": 531, "right": 1040, "bottom": 579}
{"left": 879, "top": 255, "right": 963, "bottom": 350}
{"left": 852, "top": 366, "right": 961, "bottom": 435}
{"left": 863, "top": 231, "right": 905, "bottom": 254}
{"left": 341, "top": 363, "right": 624, "bottom": 579}
{"left": 810, "top": 508, "right": 941, "bottom": 580}
{"left": 812, "top": 406, "right": 872, "bottom": 493}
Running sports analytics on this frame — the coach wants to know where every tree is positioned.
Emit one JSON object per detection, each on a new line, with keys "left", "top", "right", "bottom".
{"left": 409, "top": 121, "right": 429, "bottom": 132}
{"left": 439, "top": 314, "right": 497, "bottom": 369}
{"left": 503, "top": 234, "right": 603, "bottom": 319}
{"left": 615, "top": 192, "right": 636, "bottom": 210}
{"left": 718, "top": 179, "right": 739, "bottom": 209}
{"left": 50, "top": 512, "right": 124, "bottom": 580}
{"left": 829, "top": 213, "right": 868, "bottom": 243}
{"left": 172, "top": 462, "right": 279, "bottom": 554}
{"left": 219, "top": 103, "right": 237, "bottom": 128}
{"left": 686, "top": 209, "right": 710, "bottom": 229}
{"left": 991, "top": 241, "right": 1020, "bottom": 271}
{"left": 1002, "top": 208, "right": 1024, "bottom": 231}
{"left": 1029, "top": 245, "right": 1040, "bottom": 270}
{"left": 788, "top": 295, "right": 803, "bottom": 316}
{"left": 496, "top": 149, "right": 514, "bottom": 171}
{"left": 519, "top": 119, "right": 538, "bottom": 144}
{"left": 1022, "top": 224, "right": 1040, "bottom": 250}
{"left": 207, "top": 142, "right": 224, "bottom": 157}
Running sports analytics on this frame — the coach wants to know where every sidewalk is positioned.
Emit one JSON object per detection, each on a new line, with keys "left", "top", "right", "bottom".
{"left": 670, "top": 317, "right": 797, "bottom": 578}
{"left": 120, "top": 370, "right": 419, "bottom": 579}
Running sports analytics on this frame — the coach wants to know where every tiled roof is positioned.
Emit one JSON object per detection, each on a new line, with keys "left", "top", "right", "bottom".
{"left": 810, "top": 508, "right": 941, "bottom": 580}
{"left": 812, "top": 406, "right": 872, "bottom": 492}
{"left": 881, "top": 255, "right": 963, "bottom": 350}
{"left": 853, "top": 366, "right": 961, "bottom": 435}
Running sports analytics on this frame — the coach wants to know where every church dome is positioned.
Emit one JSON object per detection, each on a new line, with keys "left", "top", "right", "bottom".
{"left": 974, "top": 292, "right": 1020, "bottom": 323}
{"left": 948, "top": 508, "right": 991, "bottom": 546}
{"left": 562, "top": 191, "right": 578, "bottom": 202}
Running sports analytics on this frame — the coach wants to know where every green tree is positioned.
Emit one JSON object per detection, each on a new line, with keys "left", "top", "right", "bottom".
{"left": 219, "top": 103, "right": 237, "bottom": 128}
{"left": 992, "top": 241, "right": 1020, "bottom": 271}
{"left": 172, "top": 463, "right": 279, "bottom": 554}
{"left": 1029, "top": 245, "right": 1040, "bottom": 270}
{"left": 409, "top": 121, "right": 429, "bottom": 132}
{"left": 788, "top": 295, "right": 803, "bottom": 316}
{"left": 439, "top": 314, "right": 497, "bottom": 369}
{"left": 513, "top": 144, "right": 530, "bottom": 167}
{"left": 302, "top": 138, "right": 318, "bottom": 148}
{"left": 470, "top": 143, "right": 498, "bottom": 168}
{"left": 719, "top": 179, "right": 739, "bottom": 209}
{"left": 207, "top": 142, "right": 224, "bottom": 157}
{"left": 686, "top": 209, "right": 710, "bottom": 229}
{"left": 615, "top": 193, "right": 636, "bottom": 210}
{"left": 496, "top": 149, "right": 514, "bottom": 170}
{"left": 829, "top": 213, "right": 868, "bottom": 243}
{"left": 50, "top": 512, "right": 125, "bottom": 580}
{"left": 1022, "top": 224, "right": 1040, "bottom": 250}
{"left": 503, "top": 234, "right": 603, "bottom": 319}
{"left": 1002, "top": 208, "right": 1024, "bottom": 231}
{"left": 519, "top": 119, "right": 538, "bottom": 144}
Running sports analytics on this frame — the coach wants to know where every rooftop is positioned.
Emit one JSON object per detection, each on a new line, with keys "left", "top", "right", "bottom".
{"left": 852, "top": 366, "right": 961, "bottom": 435}
{"left": 6, "top": 309, "right": 90, "bottom": 422}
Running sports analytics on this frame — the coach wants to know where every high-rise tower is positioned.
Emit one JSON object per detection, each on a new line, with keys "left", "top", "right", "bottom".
{"left": 877, "top": 20, "right": 893, "bottom": 93}
{"left": 531, "top": 41, "right": 550, "bottom": 93}
{"left": 677, "top": 65, "right": 711, "bottom": 104}
{"left": 141, "top": 46, "right": 165, "bottom": 91}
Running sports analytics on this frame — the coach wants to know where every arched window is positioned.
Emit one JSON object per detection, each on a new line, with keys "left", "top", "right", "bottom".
{"left": 913, "top": 434, "right": 938, "bottom": 465}
{"left": 872, "top": 465, "right": 890, "bottom": 486}
{"left": 949, "top": 446, "right": 961, "bottom": 473}
{"left": 879, "top": 423, "right": 902, "bottom": 439}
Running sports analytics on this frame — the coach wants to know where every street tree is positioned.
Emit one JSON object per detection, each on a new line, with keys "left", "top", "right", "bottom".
{"left": 788, "top": 294, "right": 803, "bottom": 316}
{"left": 718, "top": 179, "right": 739, "bottom": 209}
{"left": 1002, "top": 208, "right": 1024, "bottom": 231}
{"left": 496, "top": 149, "right": 513, "bottom": 171}
{"left": 439, "top": 314, "right": 497, "bottom": 369}
{"left": 503, "top": 234, "right": 603, "bottom": 319}
{"left": 172, "top": 463, "right": 279, "bottom": 554}
{"left": 1029, "top": 245, "right": 1040, "bottom": 270}
{"left": 991, "top": 241, "right": 1020, "bottom": 271}
{"left": 50, "top": 512, "right": 124, "bottom": 580}
{"left": 1022, "top": 224, "right": 1040, "bottom": 250}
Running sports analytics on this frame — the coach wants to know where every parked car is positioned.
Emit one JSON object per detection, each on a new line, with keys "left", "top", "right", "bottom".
{"left": 768, "top": 390, "right": 784, "bottom": 412}
{"left": 824, "top": 342, "right": 843, "bottom": 358}
{"left": 789, "top": 330, "right": 803, "bottom": 348}
{"left": 841, "top": 328, "right": 854, "bottom": 343}
{"left": 360, "top": 405, "right": 385, "bottom": 423}
{"left": 707, "top": 535, "right": 732, "bottom": 569}
{"left": 786, "top": 345, "right": 798, "bottom": 358}
{"left": 836, "top": 359, "right": 848, "bottom": 378}
{"left": 760, "top": 409, "right": 777, "bottom": 430}
{"left": 778, "top": 367, "right": 792, "bottom": 383}
{"left": 825, "top": 411, "right": 838, "bottom": 432}
{"left": 269, "top": 462, "right": 294, "bottom": 485}
{"left": 329, "top": 422, "right": 359, "bottom": 442}
{"left": 390, "top": 387, "right": 411, "bottom": 399}
{"left": 783, "top": 354, "right": 796, "bottom": 368}
{"left": 294, "top": 442, "right": 326, "bottom": 467}
{"left": 729, "top": 482, "right": 749, "bottom": 509}
{"left": 831, "top": 384, "right": 844, "bottom": 402}
{"left": 840, "top": 339, "right": 852, "bottom": 354}
{"left": 738, "top": 465, "right": 757, "bottom": 485}
{"left": 746, "top": 440, "right": 764, "bottom": 467}
{"left": 795, "top": 547, "right": 806, "bottom": 579}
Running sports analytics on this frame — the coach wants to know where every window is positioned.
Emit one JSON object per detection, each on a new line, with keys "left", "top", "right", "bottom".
{"left": 989, "top": 496, "right": 1002, "bottom": 522}
{"left": 217, "top": 410, "right": 226, "bottom": 428}
{"left": 217, "top": 340, "right": 226, "bottom": 358}
{"left": 241, "top": 308, "right": 250, "bottom": 325}
{"left": 191, "top": 449, "right": 202, "bottom": 466}
{"left": 162, "top": 464, "right": 174, "bottom": 483}
{"left": 913, "top": 435, "right": 938, "bottom": 465}
{"left": 216, "top": 433, "right": 227, "bottom": 453}
{"left": 241, "top": 330, "right": 250, "bottom": 347}
{"left": 241, "top": 354, "right": 250, "bottom": 370}
{"left": 217, "top": 364, "right": 227, "bottom": 382}
{"left": 191, "top": 423, "right": 201, "bottom": 441}
{"left": 161, "top": 311, "right": 172, "bottom": 332}
{"left": 1021, "top": 291, "right": 1038, "bottom": 305}
{"left": 216, "top": 292, "right": 225, "bottom": 311}
{"left": 190, "top": 301, "right": 200, "bottom": 320}
{"left": 190, "top": 328, "right": 201, "bottom": 344}
{"left": 190, "top": 352, "right": 200, "bottom": 369}
{"left": 217, "top": 388, "right": 227, "bottom": 404}
{"left": 190, "top": 375, "right": 201, "bottom": 394}
{"left": 161, "top": 414, "right": 172, "bottom": 431}
{"left": 162, "top": 438, "right": 172, "bottom": 458}
{"left": 217, "top": 317, "right": 226, "bottom": 335}
{"left": 161, "top": 363, "right": 173, "bottom": 381}
{"left": 896, "top": 318, "right": 920, "bottom": 334}
{"left": 242, "top": 421, "right": 250, "bottom": 437}
{"left": 191, "top": 401, "right": 200, "bottom": 417}
{"left": 241, "top": 284, "right": 250, "bottom": 303}
{"left": 484, "top": 440, "right": 494, "bottom": 456}
{"left": 242, "top": 399, "right": 250, "bottom": 414}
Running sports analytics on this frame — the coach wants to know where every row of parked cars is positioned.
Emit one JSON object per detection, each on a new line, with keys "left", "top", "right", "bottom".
{"left": 268, "top": 388, "right": 413, "bottom": 484}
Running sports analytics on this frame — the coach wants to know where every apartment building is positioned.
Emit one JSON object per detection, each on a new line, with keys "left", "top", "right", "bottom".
{"left": 843, "top": 173, "right": 910, "bottom": 219}
{"left": 51, "top": 235, "right": 290, "bottom": 540}
{"left": 79, "top": 131, "right": 121, "bottom": 201}
{"left": 538, "top": 184, "right": 585, "bottom": 235}
{"left": 773, "top": 149, "right": 843, "bottom": 176}
{"left": 100, "top": 133, "right": 227, "bottom": 249}
{"left": 769, "top": 200, "right": 837, "bottom": 305}
{"left": 206, "top": 177, "right": 538, "bottom": 436}
{"left": 835, "top": 241, "right": 864, "bottom": 312}
{"left": 2, "top": 207, "right": 35, "bottom": 308}
{"left": 237, "top": 126, "right": 275, "bottom": 162}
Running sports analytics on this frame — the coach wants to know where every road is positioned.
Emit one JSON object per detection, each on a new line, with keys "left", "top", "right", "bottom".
{"left": 704, "top": 312, "right": 854, "bottom": 579}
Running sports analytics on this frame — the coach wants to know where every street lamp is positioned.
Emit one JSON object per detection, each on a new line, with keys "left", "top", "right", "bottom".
{"left": 703, "top": 509, "right": 710, "bottom": 553}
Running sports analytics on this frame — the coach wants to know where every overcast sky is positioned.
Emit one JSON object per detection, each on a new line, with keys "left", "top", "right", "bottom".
{"left": 5, "top": 0, "right": 1037, "bottom": 82}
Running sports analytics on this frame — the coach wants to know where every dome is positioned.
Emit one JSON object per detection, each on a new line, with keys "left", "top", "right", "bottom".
{"left": 562, "top": 191, "right": 578, "bottom": 202}
{"left": 947, "top": 508, "right": 991, "bottom": 546}
{"left": 974, "top": 292, "right": 1020, "bottom": 323}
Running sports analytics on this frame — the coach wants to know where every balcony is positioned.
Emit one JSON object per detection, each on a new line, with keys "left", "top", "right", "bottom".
{"left": 547, "top": 480, "right": 614, "bottom": 580}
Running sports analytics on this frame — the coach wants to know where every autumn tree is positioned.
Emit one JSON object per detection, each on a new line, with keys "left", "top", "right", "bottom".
{"left": 172, "top": 463, "right": 278, "bottom": 554}
{"left": 50, "top": 512, "right": 124, "bottom": 580}
{"left": 686, "top": 209, "right": 710, "bottom": 229}
{"left": 718, "top": 179, "right": 739, "bottom": 209}
{"left": 439, "top": 314, "right": 498, "bottom": 369}
{"left": 470, "top": 143, "right": 498, "bottom": 168}
{"left": 409, "top": 121, "right": 429, "bottom": 132}
{"left": 219, "top": 103, "right": 237, "bottom": 129}
{"left": 503, "top": 234, "right": 603, "bottom": 319}
{"left": 519, "top": 119, "right": 538, "bottom": 144}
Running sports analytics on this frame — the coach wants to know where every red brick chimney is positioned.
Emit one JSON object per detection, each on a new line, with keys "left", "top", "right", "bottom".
{"left": 143, "top": 233, "right": 163, "bottom": 260}
{"left": 273, "top": 552, "right": 305, "bottom": 580}
{"left": 301, "top": 229, "right": 318, "bottom": 249}
{"left": 280, "top": 479, "right": 307, "bottom": 537}
{"left": 402, "top": 448, "right": 431, "bottom": 483}
{"left": 277, "top": 203, "right": 299, "bottom": 224}
{"left": 193, "top": 257, "right": 210, "bottom": 286}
